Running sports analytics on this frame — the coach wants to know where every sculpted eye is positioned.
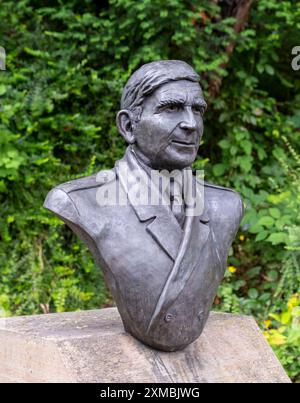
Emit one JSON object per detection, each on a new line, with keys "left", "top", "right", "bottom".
{"left": 164, "top": 103, "right": 182, "bottom": 112}
{"left": 193, "top": 105, "right": 205, "bottom": 115}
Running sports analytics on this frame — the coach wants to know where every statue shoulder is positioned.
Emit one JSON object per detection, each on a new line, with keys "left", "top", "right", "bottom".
{"left": 203, "top": 181, "right": 245, "bottom": 223}
{"left": 44, "top": 169, "right": 116, "bottom": 223}
{"left": 51, "top": 169, "right": 116, "bottom": 195}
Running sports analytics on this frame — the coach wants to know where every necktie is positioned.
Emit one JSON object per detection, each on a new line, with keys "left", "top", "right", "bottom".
{"left": 170, "top": 177, "right": 185, "bottom": 227}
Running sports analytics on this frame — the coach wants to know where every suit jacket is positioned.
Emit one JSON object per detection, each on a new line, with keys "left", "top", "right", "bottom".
{"left": 44, "top": 147, "right": 244, "bottom": 351}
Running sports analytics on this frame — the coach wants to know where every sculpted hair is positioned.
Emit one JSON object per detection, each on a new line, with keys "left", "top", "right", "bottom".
{"left": 121, "top": 60, "right": 200, "bottom": 122}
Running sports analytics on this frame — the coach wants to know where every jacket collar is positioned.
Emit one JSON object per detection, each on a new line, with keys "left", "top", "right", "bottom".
{"left": 115, "top": 147, "right": 210, "bottom": 261}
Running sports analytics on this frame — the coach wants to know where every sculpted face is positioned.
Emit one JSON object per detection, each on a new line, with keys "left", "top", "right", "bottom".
{"left": 132, "top": 80, "right": 206, "bottom": 170}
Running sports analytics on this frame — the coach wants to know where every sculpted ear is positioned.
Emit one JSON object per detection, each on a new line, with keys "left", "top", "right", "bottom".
{"left": 116, "top": 110, "right": 136, "bottom": 144}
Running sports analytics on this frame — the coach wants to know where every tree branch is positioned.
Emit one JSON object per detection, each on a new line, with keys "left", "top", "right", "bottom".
{"left": 209, "top": 0, "right": 255, "bottom": 99}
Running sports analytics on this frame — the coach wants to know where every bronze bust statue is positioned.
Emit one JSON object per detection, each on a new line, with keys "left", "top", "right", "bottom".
{"left": 44, "top": 60, "right": 244, "bottom": 352}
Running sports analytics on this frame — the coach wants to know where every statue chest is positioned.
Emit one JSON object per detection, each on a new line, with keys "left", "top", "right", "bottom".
{"left": 86, "top": 205, "right": 226, "bottom": 351}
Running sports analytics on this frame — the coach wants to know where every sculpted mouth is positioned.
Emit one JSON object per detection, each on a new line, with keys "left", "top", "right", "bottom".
{"left": 171, "top": 139, "right": 196, "bottom": 146}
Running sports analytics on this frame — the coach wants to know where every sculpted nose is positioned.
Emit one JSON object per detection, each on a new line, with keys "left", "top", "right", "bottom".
{"left": 179, "top": 109, "right": 197, "bottom": 132}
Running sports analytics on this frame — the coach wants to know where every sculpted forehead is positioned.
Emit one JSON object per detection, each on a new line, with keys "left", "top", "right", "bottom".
{"left": 144, "top": 80, "right": 204, "bottom": 107}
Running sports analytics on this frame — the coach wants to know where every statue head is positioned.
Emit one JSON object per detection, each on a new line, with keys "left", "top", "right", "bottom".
{"left": 117, "top": 60, "right": 207, "bottom": 170}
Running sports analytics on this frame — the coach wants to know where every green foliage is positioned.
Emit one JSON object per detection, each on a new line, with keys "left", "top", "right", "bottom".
{"left": 215, "top": 140, "right": 300, "bottom": 381}
{"left": 0, "top": 0, "right": 300, "bottom": 380}
{"left": 264, "top": 294, "right": 300, "bottom": 383}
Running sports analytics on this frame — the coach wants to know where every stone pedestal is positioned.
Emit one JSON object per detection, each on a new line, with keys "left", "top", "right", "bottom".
{"left": 0, "top": 307, "right": 290, "bottom": 383}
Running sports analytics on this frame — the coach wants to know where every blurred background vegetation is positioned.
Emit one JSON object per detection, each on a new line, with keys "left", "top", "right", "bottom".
{"left": 0, "top": 0, "right": 299, "bottom": 382}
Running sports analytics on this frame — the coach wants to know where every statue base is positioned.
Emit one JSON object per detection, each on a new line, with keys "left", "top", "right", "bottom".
{"left": 0, "top": 307, "right": 290, "bottom": 383}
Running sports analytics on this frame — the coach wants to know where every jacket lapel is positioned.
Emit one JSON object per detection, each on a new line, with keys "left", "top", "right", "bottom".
{"left": 143, "top": 207, "right": 183, "bottom": 261}
{"left": 115, "top": 148, "right": 183, "bottom": 261}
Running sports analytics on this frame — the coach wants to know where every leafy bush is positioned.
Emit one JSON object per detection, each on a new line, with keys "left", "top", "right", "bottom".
{"left": 0, "top": 0, "right": 299, "bottom": 380}
{"left": 264, "top": 294, "right": 300, "bottom": 382}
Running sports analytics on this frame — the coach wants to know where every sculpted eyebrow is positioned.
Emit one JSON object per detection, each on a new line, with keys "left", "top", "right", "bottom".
{"left": 193, "top": 100, "right": 207, "bottom": 109}
{"left": 158, "top": 98, "right": 185, "bottom": 107}
{"left": 154, "top": 98, "right": 207, "bottom": 113}
{"left": 154, "top": 98, "right": 185, "bottom": 113}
